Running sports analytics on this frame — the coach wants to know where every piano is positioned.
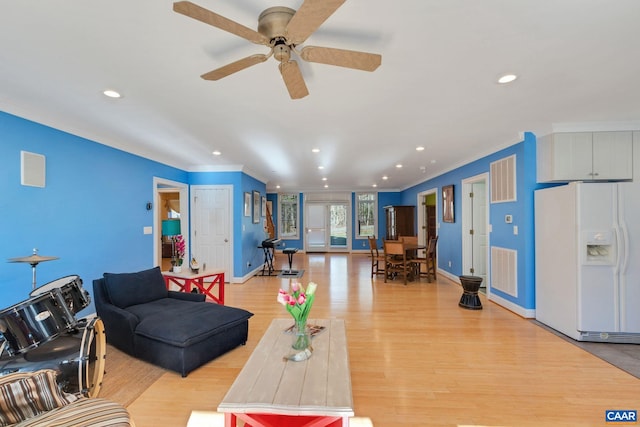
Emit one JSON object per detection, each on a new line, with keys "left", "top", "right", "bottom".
{"left": 258, "top": 238, "right": 282, "bottom": 275}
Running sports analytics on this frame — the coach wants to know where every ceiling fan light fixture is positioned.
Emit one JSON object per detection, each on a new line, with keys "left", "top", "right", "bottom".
{"left": 273, "top": 42, "right": 291, "bottom": 62}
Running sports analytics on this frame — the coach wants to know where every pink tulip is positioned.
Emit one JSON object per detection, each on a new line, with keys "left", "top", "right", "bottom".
{"left": 297, "top": 294, "right": 306, "bottom": 305}
{"left": 291, "top": 282, "right": 300, "bottom": 292}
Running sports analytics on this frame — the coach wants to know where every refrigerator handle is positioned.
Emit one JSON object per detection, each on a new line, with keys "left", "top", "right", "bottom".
{"left": 620, "top": 221, "right": 629, "bottom": 274}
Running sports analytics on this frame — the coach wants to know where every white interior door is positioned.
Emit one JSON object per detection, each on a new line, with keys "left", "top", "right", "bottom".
{"left": 462, "top": 174, "right": 489, "bottom": 286}
{"left": 191, "top": 186, "right": 232, "bottom": 281}
{"left": 306, "top": 203, "right": 327, "bottom": 252}
{"left": 471, "top": 181, "right": 488, "bottom": 284}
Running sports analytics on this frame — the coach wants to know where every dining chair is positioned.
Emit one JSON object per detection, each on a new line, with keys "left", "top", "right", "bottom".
{"left": 414, "top": 236, "right": 438, "bottom": 282}
{"left": 399, "top": 235, "right": 418, "bottom": 245}
{"left": 399, "top": 235, "right": 419, "bottom": 261}
{"left": 383, "top": 240, "right": 414, "bottom": 285}
{"left": 368, "top": 236, "right": 385, "bottom": 278}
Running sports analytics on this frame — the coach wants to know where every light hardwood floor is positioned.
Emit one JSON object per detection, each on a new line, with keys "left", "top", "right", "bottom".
{"left": 127, "top": 253, "right": 640, "bottom": 427}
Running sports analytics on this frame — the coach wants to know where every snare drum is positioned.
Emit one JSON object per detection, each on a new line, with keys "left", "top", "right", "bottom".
{"left": 0, "top": 317, "right": 106, "bottom": 398}
{"left": 30, "top": 275, "right": 90, "bottom": 315}
{"left": 0, "top": 290, "right": 75, "bottom": 356}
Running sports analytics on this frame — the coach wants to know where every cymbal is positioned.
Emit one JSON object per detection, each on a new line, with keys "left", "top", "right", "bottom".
{"left": 8, "top": 254, "right": 59, "bottom": 264}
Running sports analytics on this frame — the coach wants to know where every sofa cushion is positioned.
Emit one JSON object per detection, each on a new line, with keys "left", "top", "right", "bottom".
{"left": 128, "top": 299, "right": 253, "bottom": 347}
{"left": 13, "top": 398, "right": 132, "bottom": 427}
{"left": 0, "top": 369, "right": 78, "bottom": 426}
{"left": 103, "top": 267, "right": 168, "bottom": 308}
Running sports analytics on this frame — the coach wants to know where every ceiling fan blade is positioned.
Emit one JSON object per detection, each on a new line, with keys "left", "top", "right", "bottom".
{"left": 285, "top": 0, "right": 346, "bottom": 45}
{"left": 279, "top": 60, "right": 309, "bottom": 99}
{"left": 173, "top": 1, "right": 269, "bottom": 45}
{"left": 201, "top": 54, "right": 269, "bottom": 80}
{"left": 300, "top": 46, "right": 381, "bottom": 71}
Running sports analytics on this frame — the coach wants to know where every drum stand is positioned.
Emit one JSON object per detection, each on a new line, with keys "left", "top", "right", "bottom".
{"left": 8, "top": 248, "right": 59, "bottom": 291}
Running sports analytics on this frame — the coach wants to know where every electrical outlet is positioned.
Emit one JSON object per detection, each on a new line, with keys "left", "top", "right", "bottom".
{"left": 448, "top": 261, "right": 452, "bottom": 267}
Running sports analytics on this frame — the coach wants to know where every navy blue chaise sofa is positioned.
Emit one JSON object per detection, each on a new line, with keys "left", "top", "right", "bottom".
{"left": 93, "top": 267, "right": 253, "bottom": 377}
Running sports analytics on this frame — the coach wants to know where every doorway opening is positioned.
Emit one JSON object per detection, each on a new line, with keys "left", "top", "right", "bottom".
{"left": 153, "top": 177, "right": 189, "bottom": 270}
{"left": 305, "top": 202, "right": 350, "bottom": 252}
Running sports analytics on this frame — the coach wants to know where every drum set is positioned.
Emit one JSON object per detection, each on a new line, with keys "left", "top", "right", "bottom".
{"left": 0, "top": 251, "right": 105, "bottom": 398}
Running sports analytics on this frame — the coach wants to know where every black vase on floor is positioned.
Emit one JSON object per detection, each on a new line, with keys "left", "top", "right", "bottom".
{"left": 458, "top": 275, "right": 483, "bottom": 310}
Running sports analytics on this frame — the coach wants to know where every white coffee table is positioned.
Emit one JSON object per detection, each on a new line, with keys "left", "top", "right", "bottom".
{"left": 218, "top": 318, "right": 354, "bottom": 427}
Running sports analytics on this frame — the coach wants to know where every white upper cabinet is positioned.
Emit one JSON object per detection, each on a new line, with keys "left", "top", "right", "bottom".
{"left": 537, "top": 131, "right": 633, "bottom": 182}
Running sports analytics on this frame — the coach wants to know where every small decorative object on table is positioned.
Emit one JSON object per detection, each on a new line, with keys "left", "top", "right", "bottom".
{"left": 190, "top": 257, "right": 199, "bottom": 274}
{"left": 277, "top": 281, "right": 317, "bottom": 361}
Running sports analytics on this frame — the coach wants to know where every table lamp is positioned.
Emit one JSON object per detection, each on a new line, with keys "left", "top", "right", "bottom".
{"left": 161, "top": 219, "right": 181, "bottom": 271}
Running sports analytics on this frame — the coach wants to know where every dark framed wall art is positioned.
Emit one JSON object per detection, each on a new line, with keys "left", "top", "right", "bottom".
{"left": 252, "top": 191, "right": 260, "bottom": 224}
{"left": 442, "top": 185, "right": 455, "bottom": 223}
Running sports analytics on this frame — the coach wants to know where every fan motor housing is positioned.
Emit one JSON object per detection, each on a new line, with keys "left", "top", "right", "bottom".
{"left": 258, "top": 7, "right": 295, "bottom": 41}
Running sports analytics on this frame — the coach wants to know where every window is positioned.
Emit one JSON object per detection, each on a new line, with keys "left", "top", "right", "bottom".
{"left": 278, "top": 193, "right": 299, "bottom": 239}
{"left": 356, "top": 192, "right": 376, "bottom": 238}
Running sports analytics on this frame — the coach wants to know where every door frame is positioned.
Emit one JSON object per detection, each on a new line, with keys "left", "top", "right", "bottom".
{"left": 153, "top": 177, "right": 189, "bottom": 268}
{"left": 416, "top": 187, "right": 438, "bottom": 250}
{"left": 461, "top": 173, "right": 490, "bottom": 294}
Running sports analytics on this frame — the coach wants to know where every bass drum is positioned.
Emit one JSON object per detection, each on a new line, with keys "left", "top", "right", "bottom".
{"left": 30, "top": 275, "right": 90, "bottom": 316}
{"left": 0, "top": 317, "right": 106, "bottom": 398}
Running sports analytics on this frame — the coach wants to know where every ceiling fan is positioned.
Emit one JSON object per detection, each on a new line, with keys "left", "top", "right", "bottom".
{"left": 173, "top": 0, "right": 382, "bottom": 99}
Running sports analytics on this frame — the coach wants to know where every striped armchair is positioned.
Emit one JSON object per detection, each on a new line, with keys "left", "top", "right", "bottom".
{"left": 0, "top": 369, "right": 135, "bottom": 427}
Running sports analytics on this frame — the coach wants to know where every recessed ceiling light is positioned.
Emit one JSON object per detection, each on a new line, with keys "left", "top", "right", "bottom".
{"left": 324, "top": 184, "right": 329, "bottom": 188}
{"left": 430, "top": 160, "right": 437, "bottom": 164}
{"left": 396, "top": 164, "right": 403, "bottom": 168}
{"left": 103, "top": 89, "right": 121, "bottom": 98}
{"left": 212, "top": 150, "right": 221, "bottom": 156}
{"left": 312, "top": 148, "right": 320, "bottom": 153}
{"left": 382, "top": 176, "right": 388, "bottom": 180}
{"left": 322, "top": 177, "right": 327, "bottom": 181}
{"left": 416, "top": 146, "right": 425, "bottom": 151}
{"left": 372, "top": 184, "right": 377, "bottom": 188}
{"left": 318, "top": 166, "right": 324, "bottom": 170}
{"left": 498, "top": 74, "right": 517, "bottom": 84}
{"left": 276, "top": 185, "right": 281, "bottom": 189}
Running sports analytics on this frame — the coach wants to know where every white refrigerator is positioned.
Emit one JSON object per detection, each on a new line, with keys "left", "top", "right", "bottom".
{"left": 535, "top": 181, "right": 640, "bottom": 343}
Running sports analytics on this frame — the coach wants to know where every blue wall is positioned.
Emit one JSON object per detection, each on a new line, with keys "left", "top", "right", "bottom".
{"left": 402, "top": 132, "right": 541, "bottom": 310}
{"left": 1, "top": 109, "right": 546, "bottom": 315}
{"left": 0, "top": 112, "right": 187, "bottom": 315}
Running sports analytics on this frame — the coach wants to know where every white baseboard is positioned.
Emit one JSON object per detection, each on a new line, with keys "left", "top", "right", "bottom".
{"left": 488, "top": 293, "right": 535, "bottom": 318}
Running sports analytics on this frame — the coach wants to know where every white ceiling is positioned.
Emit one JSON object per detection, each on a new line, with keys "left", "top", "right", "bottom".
{"left": 2, "top": 1, "right": 640, "bottom": 192}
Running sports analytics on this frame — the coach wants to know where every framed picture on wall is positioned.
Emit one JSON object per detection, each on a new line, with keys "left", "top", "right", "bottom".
{"left": 253, "top": 191, "right": 260, "bottom": 224}
{"left": 261, "top": 196, "right": 266, "bottom": 217}
{"left": 442, "top": 185, "right": 455, "bottom": 223}
{"left": 244, "top": 192, "right": 251, "bottom": 217}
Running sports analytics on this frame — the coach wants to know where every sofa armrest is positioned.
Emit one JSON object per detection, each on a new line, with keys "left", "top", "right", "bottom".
{"left": 168, "top": 290, "right": 206, "bottom": 302}
{"left": 93, "top": 278, "right": 139, "bottom": 354}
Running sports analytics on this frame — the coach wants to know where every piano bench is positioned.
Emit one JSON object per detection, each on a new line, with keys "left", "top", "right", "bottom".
{"left": 282, "top": 248, "right": 299, "bottom": 273}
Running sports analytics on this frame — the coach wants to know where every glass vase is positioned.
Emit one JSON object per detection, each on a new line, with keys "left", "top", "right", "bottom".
{"left": 285, "top": 319, "right": 313, "bottom": 362}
